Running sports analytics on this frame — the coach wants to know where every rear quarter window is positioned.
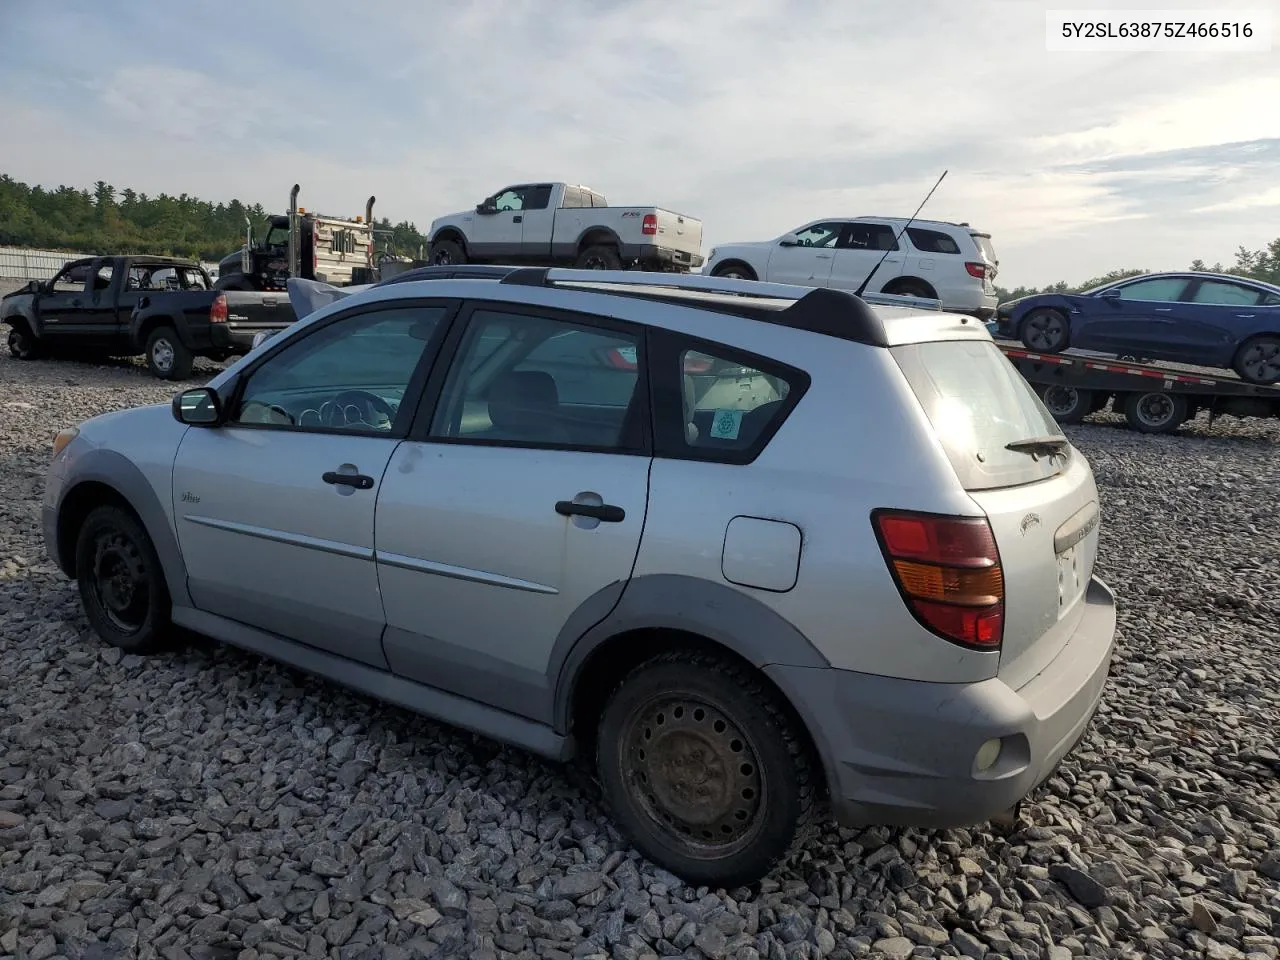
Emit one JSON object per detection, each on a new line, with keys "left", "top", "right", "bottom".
{"left": 906, "top": 228, "right": 961, "bottom": 254}
{"left": 892, "top": 339, "right": 1066, "bottom": 491}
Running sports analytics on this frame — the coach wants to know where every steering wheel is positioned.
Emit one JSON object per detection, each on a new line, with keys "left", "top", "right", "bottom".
{"left": 328, "top": 390, "right": 396, "bottom": 428}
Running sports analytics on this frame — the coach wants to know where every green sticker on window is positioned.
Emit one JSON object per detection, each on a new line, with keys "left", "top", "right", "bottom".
{"left": 710, "top": 408, "right": 744, "bottom": 440}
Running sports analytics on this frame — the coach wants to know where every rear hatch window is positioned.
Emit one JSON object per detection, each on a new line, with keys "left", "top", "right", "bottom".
{"left": 971, "top": 233, "right": 997, "bottom": 264}
{"left": 891, "top": 339, "right": 1066, "bottom": 491}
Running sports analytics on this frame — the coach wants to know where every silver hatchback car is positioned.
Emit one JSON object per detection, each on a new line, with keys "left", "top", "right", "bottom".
{"left": 44, "top": 268, "right": 1117, "bottom": 887}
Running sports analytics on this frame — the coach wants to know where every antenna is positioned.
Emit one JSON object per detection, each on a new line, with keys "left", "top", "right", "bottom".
{"left": 852, "top": 169, "right": 947, "bottom": 300}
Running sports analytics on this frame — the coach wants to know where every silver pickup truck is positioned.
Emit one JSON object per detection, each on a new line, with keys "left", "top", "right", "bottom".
{"left": 427, "top": 181, "right": 704, "bottom": 273}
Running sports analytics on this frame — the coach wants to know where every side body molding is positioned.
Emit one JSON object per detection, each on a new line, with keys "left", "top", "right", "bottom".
{"left": 50, "top": 447, "right": 193, "bottom": 609}
{"left": 549, "top": 573, "right": 832, "bottom": 735}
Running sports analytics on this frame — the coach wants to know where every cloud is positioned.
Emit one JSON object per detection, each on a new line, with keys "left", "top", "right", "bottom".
{"left": 0, "top": 0, "right": 1277, "bottom": 286}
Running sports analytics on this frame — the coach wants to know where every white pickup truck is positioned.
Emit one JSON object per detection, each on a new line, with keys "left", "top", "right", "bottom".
{"left": 427, "top": 182, "right": 704, "bottom": 273}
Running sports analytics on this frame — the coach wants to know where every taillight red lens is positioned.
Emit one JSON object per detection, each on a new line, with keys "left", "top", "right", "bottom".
{"left": 209, "top": 293, "right": 228, "bottom": 324}
{"left": 965, "top": 261, "right": 987, "bottom": 279}
{"left": 872, "top": 510, "right": 1004, "bottom": 650}
{"left": 642, "top": 214, "right": 658, "bottom": 236}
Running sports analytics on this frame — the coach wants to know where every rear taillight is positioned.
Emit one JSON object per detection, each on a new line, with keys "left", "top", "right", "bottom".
{"left": 642, "top": 214, "right": 658, "bottom": 236}
{"left": 872, "top": 510, "right": 1004, "bottom": 650}
{"left": 965, "top": 261, "right": 987, "bottom": 279}
{"left": 210, "top": 293, "right": 228, "bottom": 324}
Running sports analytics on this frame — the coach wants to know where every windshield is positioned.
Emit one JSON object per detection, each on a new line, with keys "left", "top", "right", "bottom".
{"left": 892, "top": 339, "right": 1067, "bottom": 491}
{"left": 263, "top": 221, "right": 290, "bottom": 248}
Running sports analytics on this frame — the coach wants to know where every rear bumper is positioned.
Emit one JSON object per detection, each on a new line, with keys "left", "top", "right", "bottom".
{"left": 210, "top": 323, "right": 287, "bottom": 355}
{"left": 767, "top": 576, "right": 1116, "bottom": 828}
{"left": 619, "top": 242, "right": 704, "bottom": 271}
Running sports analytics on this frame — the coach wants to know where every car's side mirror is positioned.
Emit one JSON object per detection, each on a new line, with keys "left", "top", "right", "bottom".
{"left": 475, "top": 202, "right": 496, "bottom": 215}
{"left": 172, "top": 387, "right": 224, "bottom": 426}
{"left": 778, "top": 238, "right": 799, "bottom": 247}
{"left": 1099, "top": 288, "right": 1122, "bottom": 300}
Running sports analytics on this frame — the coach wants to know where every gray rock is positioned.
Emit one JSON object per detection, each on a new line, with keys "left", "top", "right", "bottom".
{"left": 870, "top": 938, "right": 914, "bottom": 960}
{"left": 1048, "top": 864, "right": 1110, "bottom": 907}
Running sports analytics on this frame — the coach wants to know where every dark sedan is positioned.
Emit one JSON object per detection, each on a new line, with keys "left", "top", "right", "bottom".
{"left": 995, "top": 272, "right": 1280, "bottom": 384}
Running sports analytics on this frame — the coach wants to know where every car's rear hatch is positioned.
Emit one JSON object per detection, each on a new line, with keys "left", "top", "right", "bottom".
{"left": 891, "top": 338, "right": 1100, "bottom": 690}
{"left": 970, "top": 231, "right": 998, "bottom": 292}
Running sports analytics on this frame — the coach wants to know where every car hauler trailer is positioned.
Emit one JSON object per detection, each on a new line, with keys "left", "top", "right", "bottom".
{"left": 999, "top": 345, "right": 1280, "bottom": 434}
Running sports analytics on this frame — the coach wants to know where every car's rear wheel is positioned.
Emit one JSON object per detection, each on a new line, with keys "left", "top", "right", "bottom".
{"left": 1039, "top": 384, "right": 1094, "bottom": 424}
{"left": 576, "top": 244, "right": 623, "bottom": 270}
{"left": 711, "top": 261, "right": 757, "bottom": 281}
{"left": 884, "top": 279, "right": 935, "bottom": 301}
{"left": 1122, "top": 390, "right": 1188, "bottom": 434}
{"left": 1232, "top": 335, "right": 1280, "bottom": 385}
{"left": 1019, "top": 308, "right": 1070, "bottom": 353}
{"left": 145, "top": 326, "right": 194, "bottom": 380}
{"left": 7, "top": 322, "right": 42, "bottom": 360}
{"left": 595, "top": 651, "right": 816, "bottom": 888}
{"left": 74, "top": 505, "right": 171, "bottom": 654}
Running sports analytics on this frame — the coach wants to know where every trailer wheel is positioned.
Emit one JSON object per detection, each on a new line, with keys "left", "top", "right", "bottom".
{"left": 1122, "top": 391, "right": 1187, "bottom": 434}
{"left": 1040, "top": 384, "right": 1094, "bottom": 424}
{"left": 1019, "top": 308, "right": 1070, "bottom": 353}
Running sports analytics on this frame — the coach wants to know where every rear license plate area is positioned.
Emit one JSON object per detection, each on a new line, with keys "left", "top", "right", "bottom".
{"left": 1056, "top": 544, "right": 1085, "bottom": 615}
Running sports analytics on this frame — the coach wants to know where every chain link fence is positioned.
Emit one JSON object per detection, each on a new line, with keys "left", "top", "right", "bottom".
{"left": 0, "top": 246, "right": 220, "bottom": 281}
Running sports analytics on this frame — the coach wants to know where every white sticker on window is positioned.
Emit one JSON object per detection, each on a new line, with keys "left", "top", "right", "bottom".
{"left": 709, "top": 408, "right": 744, "bottom": 440}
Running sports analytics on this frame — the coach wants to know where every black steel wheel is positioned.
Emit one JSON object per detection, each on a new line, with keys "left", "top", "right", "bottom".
{"left": 1019, "top": 308, "right": 1070, "bottom": 353}
{"left": 74, "top": 505, "right": 171, "bottom": 654}
{"left": 1122, "top": 390, "right": 1188, "bottom": 434}
{"left": 1039, "top": 384, "right": 1094, "bottom": 424}
{"left": 1232, "top": 335, "right": 1280, "bottom": 385}
{"left": 596, "top": 651, "right": 817, "bottom": 888}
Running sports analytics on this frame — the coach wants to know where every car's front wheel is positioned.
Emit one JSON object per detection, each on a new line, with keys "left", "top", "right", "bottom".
{"left": 74, "top": 505, "right": 171, "bottom": 654}
{"left": 596, "top": 651, "right": 817, "bottom": 888}
{"left": 1019, "top": 308, "right": 1071, "bottom": 353}
{"left": 1232, "top": 334, "right": 1280, "bottom": 385}
{"left": 710, "top": 261, "right": 757, "bottom": 281}
{"left": 7, "top": 322, "right": 43, "bottom": 360}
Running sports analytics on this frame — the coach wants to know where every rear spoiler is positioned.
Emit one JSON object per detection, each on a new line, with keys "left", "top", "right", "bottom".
{"left": 286, "top": 277, "right": 372, "bottom": 319}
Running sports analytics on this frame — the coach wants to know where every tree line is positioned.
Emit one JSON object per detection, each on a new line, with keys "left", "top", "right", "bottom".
{"left": 1, "top": 173, "right": 1276, "bottom": 294}
{"left": 0, "top": 174, "right": 431, "bottom": 265}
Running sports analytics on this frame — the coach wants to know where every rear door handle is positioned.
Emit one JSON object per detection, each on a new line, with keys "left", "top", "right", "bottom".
{"left": 815, "top": 254, "right": 831, "bottom": 259}
{"left": 555, "top": 500, "right": 625, "bottom": 522}
{"left": 70, "top": 299, "right": 81, "bottom": 307}
{"left": 1236, "top": 314, "right": 1256, "bottom": 318}
{"left": 1154, "top": 307, "right": 1173, "bottom": 312}
{"left": 513, "top": 215, "right": 523, "bottom": 223}
{"left": 323, "top": 471, "right": 374, "bottom": 490}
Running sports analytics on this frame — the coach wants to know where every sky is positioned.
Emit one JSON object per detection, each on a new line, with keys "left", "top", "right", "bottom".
{"left": 0, "top": 0, "right": 1277, "bottom": 288}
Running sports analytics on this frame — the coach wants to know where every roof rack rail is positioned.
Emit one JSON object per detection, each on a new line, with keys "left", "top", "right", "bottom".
{"left": 500, "top": 267, "right": 943, "bottom": 311}
{"left": 499, "top": 268, "right": 894, "bottom": 347}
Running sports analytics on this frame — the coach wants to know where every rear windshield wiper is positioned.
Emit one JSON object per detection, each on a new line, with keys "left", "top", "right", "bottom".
{"left": 1005, "top": 435, "right": 1071, "bottom": 458}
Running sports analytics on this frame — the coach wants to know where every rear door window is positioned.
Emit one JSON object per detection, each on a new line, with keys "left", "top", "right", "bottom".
{"left": 892, "top": 340, "right": 1066, "bottom": 491}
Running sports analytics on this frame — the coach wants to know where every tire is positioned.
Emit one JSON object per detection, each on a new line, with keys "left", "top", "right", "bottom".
{"left": 575, "top": 244, "right": 623, "bottom": 270}
{"left": 1039, "top": 384, "right": 1094, "bottom": 424}
{"left": 74, "top": 505, "right": 171, "bottom": 655}
{"left": 595, "top": 650, "right": 817, "bottom": 888}
{"left": 428, "top": 239, "right": 467, "bottom": 266}
{"left": 7, "top": 321, "right": 43, "bottom": 360}
{"left": 711, "top": 261, "right": 757, "bottom": 281}
{"left": 884, "top": 279, "right": 935, "bottom": 301}
{"left": 1122, "top": 391, "right": 1187, "bottom": 434}
{"left": 145, "top": 326, "right": 194, "bottom": 380}
{"left": 1231, "top": 335, "right": 1280, "bottom": 385}
{"left": 1019, "top": 308, "right": 1071, "bottom": 353}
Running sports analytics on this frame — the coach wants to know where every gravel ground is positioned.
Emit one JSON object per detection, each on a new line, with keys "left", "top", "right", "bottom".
{"left": 2, "top": 350, "right": 1278, "bottom": 960}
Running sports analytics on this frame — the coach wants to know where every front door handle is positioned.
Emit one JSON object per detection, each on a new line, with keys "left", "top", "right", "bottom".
{"left": 70, "top": 299, "right": 81, "bottom": 307}
{"left": 555, "top": 500, "right": 625, "bottom": 522}
{"left": 513, "top": 215, "right": 523, "bottom": 223}
{"left": 1236, "top": 314, "right": 1256, "bottom": 318}
{"left": 815, "top": 254, "right": 831, "bottom": 259}
{"left": 323, "top": 471, "right": 374, "bottom": 490}
{"left": 1154, "top": 307, "right": 1173, "bottom": 312}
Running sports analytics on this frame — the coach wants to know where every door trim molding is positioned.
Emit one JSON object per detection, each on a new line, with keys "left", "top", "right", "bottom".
{"left": 375, "top": 549, "right": 558, "bottom": 594}
{"left": 184, "top": 514, "right": 374, "bottom": 560}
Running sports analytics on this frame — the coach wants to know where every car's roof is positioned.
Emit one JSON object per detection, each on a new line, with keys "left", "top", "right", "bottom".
{"left": 1088, "top": 271, "right": 1280, "bottom": 293}
{"left": 339, "top": 268, "right": 988, "bottom": 351}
